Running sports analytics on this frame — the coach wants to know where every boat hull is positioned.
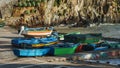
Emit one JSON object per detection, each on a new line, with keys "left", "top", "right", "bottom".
{"left": 11, "top": 37, "right": 58, "bottom": 48}
{"left": 64, "top": 33, "right": 102, "bottom": 44}
{"left": 13, "top": 48, "right": 50, "bottom": 56}
{"left": 22, "top": 30, "right": 52, "bottom": 36}
{"left": 54, "top": 46, "right": 77, "bottom": 56}
{"left": 49, "top": 43, "right": 80, "bottom": 56}
{"left": 13, "top": 41, "right": 58, "bottom": 48}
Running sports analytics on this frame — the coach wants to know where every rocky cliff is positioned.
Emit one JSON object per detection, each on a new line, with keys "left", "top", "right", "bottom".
{"left": 0, "top": 0, "right": 120, "bottom": 27}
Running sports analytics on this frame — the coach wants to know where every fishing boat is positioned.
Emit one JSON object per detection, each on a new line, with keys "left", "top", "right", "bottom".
{"left": 13, "top": 47, "right": 50, "bottom": 56}
{"left": 13, "top": 41, "right": 58, "bottom": 48}
{"left": 75, "top": 42, "right": 110, "bottom": 52}
{"left": 59, "top": 32, "right": 80, "bottom": 40}
{"left": 48, "top": 43, "right": 80, "bottom": 56}
{"left": 21, "top": 27, "right": 53, "bottom": 37}
{"left": 64, "top": 33, "right": 102, "bottom": 44}
{"left": 11, "top": 37, "right": 58, "bottom": 48}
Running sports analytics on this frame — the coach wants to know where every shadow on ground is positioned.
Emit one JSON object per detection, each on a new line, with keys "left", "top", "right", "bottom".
{"left": 0, "top": 64, "right": 117, "bottom": 68}
{"left": 0, "top": 37, "right": 22, "bottom": 39}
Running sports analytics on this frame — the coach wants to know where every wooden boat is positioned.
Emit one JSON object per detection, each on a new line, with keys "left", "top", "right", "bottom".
{"left": 11, "top": 37, "right": 58, "bottom": 48}
{"left": 48, "top": 43, "right": 80, "bottom": 56}
{"left": 22, "top": 27, "right": 53, "bottom": 37}
{"left": 13, "top": 47, "right": 50, "bottom": 57}
{"left": 64, "top": 33, "right": 102, "bottom": 44}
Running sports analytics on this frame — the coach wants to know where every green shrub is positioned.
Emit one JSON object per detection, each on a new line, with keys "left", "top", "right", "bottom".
{"left": 23, "top": 2, "right": 27, "bottom": 7}
{"left": 26, "top": 0, "right": 30, "bottom": 2}
{"left": 27, "top": 2, "right": 32, "bottom": 7}
{"left": 24, "top": 10, "right": 30, "bottom": 14}
{"left": 31, "top": 2, "right": 36, "bottom": 7}
{"left": 36, "top": 0, "right": 41, "bottom": 2}
{"left": 18, "top": 2, "right": 23, "bottom": 7}
{"left": 35, "top": 2, "right": 40, "bottom": 7}
{"left": 41, "top": 0, "right": 45, "bottom": 2}
{"left": 54, "top": 0, "right": 60, "bottom": 7}
{"left": 31, "top": 9, "right": 36, "bottom": 13}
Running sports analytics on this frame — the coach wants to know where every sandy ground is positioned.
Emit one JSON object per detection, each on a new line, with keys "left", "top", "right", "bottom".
{"left": 0, "top": 25, "right": 120, "bottom": 68}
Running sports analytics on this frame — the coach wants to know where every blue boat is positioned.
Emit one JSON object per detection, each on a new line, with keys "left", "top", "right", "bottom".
{"left": 89, "top": 43, "right": 109, "bottom": 51}
{"left": 24, "top": 27, "right": 54, "bottom": 31}
{"left": 94, "top": 47, "right": 108, "bottom": 51}
{"left": 13, "top": 47, "right": 50, "bottom": 57}
{"left": 11, "top": 37, "right": 58, "bottom": 48}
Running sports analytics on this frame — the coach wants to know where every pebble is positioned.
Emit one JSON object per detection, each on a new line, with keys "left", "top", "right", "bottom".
{"left": 59, "top": 58, "right": 66, "bottom": 61}
{"left": 47, "top": 59, "right": 54, "bottom": 62}
{"left": 72, "top": 56, "right": 78, "bottom": 61}
{"left": 54, "top": 58, "right": 59, "bottom": 61}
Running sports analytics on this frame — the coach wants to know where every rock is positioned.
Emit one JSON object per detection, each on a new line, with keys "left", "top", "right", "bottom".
{"left": 54, "top": 58, "right": 59, "bottom": 61}
{"left": 96, "top": 61, "right": 100, "bottom": 63}
{"left": 59, "top": 58, "right": 66, "bottom": 61}
{"left": 66, "top": 57, "right": 72, "bottom": 60}
{"left": 106, "top": 61, "right": 110, "bottom": 64}
{"left": 47, "top": 59, "right": 54, "bottom": 62}
{"left": 72, "top": 56, "right": 78, "bottom": 61}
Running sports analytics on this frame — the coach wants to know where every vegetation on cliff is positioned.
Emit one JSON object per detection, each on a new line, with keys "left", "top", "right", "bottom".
{"left": 2, "top": 0, "right": 120, "bottom": 27}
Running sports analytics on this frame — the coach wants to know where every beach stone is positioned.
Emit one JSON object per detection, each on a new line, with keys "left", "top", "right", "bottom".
{"left": 59, "top": 58, "right": 67, "bottom": 61}
{"left": 66, "top": 57, "right": 72, "bottom": 60}
{"left": 118, "top": 64, "right": 120, "bottom": 67}
{"left": 78, "top": 56, "right": 84, "bottom": 60}
{"left": 47, "top": 59, "right": 54, "bottom": 62}
{"left": 84, "top": 54, "right": 92, "bottom": 60}
{"left": 106, "top": 61, "right": 110, "bottom": 64}
{"left": 54, "top": 58, "right": 59, "bottom": 61}
{"left": 72, "top": 56, "right": 78, "bottom": 61}
{"left": 96, "top": 61, "right": 100, "bottom": 63}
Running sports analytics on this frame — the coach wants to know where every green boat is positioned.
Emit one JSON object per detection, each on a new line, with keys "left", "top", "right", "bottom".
{"left": 49, "top": 43, "right": 80, "bottom": 56}
{"left": 59, "top": 32, "right": 80, "bottom": 40}
{"left": 64, "top": 33, "right": 102, "bottom": 44}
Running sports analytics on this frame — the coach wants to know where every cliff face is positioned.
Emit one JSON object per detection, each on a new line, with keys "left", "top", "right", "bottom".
{"left": 1, "top": 0, "right": 120, "bottom": 27}
{"left": 0, "top": 0, "right": 18, "bottom": 19}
